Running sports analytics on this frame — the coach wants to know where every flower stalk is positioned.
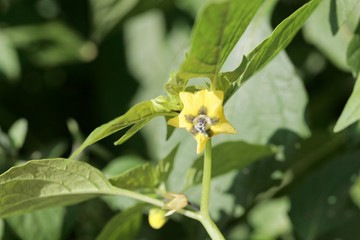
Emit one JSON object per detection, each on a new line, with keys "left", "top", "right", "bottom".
{"left": 199, "top": 139, "right": 225, "bottom": 240}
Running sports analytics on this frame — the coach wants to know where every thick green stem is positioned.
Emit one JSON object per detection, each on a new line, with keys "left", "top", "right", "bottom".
{"left": 199, "top": 139, "right": 225, "bottom": 240}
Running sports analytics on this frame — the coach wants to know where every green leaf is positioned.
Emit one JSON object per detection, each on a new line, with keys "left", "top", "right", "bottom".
{"left": 0, "top": 219, "right": 3, "bottom": 239}
{"left": 249, "top": 197, "right": 291, "bottom": 239}
{"left": 96, "top": 205, "right": 143, "bottom": 240}
{"left": 4, "top": 22, "right": 97, "bottom": 67}
{"left": 8, "top": 118, "right": 28, "bottom": 150}
{"left": 231, "top": 0, "right": 321, "bottom": 87}
{"left": 351, "top": 177, "right": 360, "bottom": 209}
{"left": 302, "top": 0, "right": 360, "bottom": 71}
{"left": 334, "top": 74, "right": 360, "bottom": 132}
{"left": 6, "top": 207, "right": 65, "bottom": 240}
{"left": 109, "top": 163, "right": 158, "bottom": 190}
{"left": 289, "top": 151, "right": 360, "bottom": 240}
{"left": 186, "top": 141, "right": 273, "bottom": 187}
{"left": 114, "top": 118, "right": 152, "bottom": 145}
{"left": 0, "top": 158, "right": 115, "bottom": 218}
{"left": 0, "top": 30, "right": 20, "bottom": 81}
{"left": 347, "top": 22, "right": 360, "bottom": 74}
{"left": 103, "top": 155, "right": 146, "bottom": 178}
{"left": 109, "top": 146, "right": 178, "bottom": 190}
{"left": 70, "top": 97, "right": 178, "bottom": 159}
{"left": 175, "top": 0, "right": 263, "bottom": 91}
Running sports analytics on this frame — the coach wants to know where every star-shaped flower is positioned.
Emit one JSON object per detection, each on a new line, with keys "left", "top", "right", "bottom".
{"left": 168, "top": 89, "right": 236, "bottom": 154}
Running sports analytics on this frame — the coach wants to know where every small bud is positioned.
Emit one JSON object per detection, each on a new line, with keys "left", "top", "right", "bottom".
{"left": 148, "top": 208, "right": 167, "bottom": 229}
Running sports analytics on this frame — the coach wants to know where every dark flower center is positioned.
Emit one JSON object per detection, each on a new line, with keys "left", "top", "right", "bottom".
{"left": 185, "top": 106, "right": 218, "bottom": 137}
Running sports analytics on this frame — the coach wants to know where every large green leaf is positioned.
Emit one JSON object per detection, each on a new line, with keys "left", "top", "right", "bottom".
{"left": 109, "top": 146, "right": 177, "bottom": 190}
{"left": 302, "top": 0, "right": 360, "bottom": 71}
{"left": 0, "top": 158, "right": 116, "bottom": 218}
{"left": 347, "top": 22, "right": 360, "bottom": 74}
{"left": 6, "top": 207, "right": 65, "bottom": 240}
{"left": 289, "top": 151, "right": 360, "bottom": 240}
{"left": 185, "top": 141, "right": 273, "bottom": 187}
{"left": 0, "top": 219, "right": 3, "bottom": 239}
{"left": 334, "top": 74, "right": 360, "bottom": 132}
{"left": 70, "top": 97, "right": 178, "bottom": 159}
{"left": 0, "top": 30, "right": 20, "bottom": 81}
{"left": 96, "top": 205, "right": 143, "bottom": 240}
{"left": 172, "top": 0, "right": 263, "bottom": 91}
{"left": 226, "top": 0, "right": 321, "bottom": 94}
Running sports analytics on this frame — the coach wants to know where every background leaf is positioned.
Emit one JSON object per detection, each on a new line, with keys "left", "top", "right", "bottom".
{"left": 96, "top": 205, "right": 143, "bottom": 240}
{"left": 8, "top": 118, "right": 28, "bottom": 150}
{"left": 4, "top": 22, "right": 97, "bottom": 67}
{"left": 185, "top": 141, "right": 273, "bottom": 187}
{"left": 350, "top": 177, "right": 360, "bottom": 209}
{"left": 334, "top": 74, "right": 360, "bottom": 132}
{"left": 0, "top": 158, "right": 115, "bottom": 218}
{"left": 6, "top": 207, "right": 65, "bottom": 240}
{"left": 0, "top": 30, "right": 20, "bottom": 82}
{"left": 303, "top": 0, "right": 360, "bottom": 71}
{"left": 289, "top": 151, "right": 360, "bottom": 240}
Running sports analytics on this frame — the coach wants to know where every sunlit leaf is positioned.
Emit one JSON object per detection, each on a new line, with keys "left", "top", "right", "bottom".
{"left": 124, "top": 10, "right": 189, "bottom": 101}
{"left": 0, "top": 158, "right": 116, "bottom": 218}
{"left": 173, "top": 0, "right": 263, "bottom": 91}
{"left": 249, "top": 198, "right": 291, "bottom": 239}
{"left": 96, "top": 205, "right": 143, "bottom": 240}
{"left": 289, "top": 151, "right": 360, "bottom": 240}
{"left": 8, "top": 118, "right": 28, "bottom": 150}
{"left": 0, "top": 30, "right": 20, "bottom": 81}
{"left": 70, "top": 97, "right": 178, "bottom": 159}
{"left": 186, "top": 141, "right": 273, "bottom": 187}
{"left": 302, "top": 0, "right": 360, "bottom": 71}
{"left": 6, "top": 207, "right": 65, "bottom": 240}
{"left": 334, "top": 74, "right": 360, "bottom": 132}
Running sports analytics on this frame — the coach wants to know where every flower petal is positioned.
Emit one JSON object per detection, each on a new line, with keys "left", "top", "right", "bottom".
{"left": 167, "top": 116, "right": 180, "bottom": 127}
{"left": 204, "top": 90, "right": 223, "bottom": 117}
{"left": 211, "top": 121, "right": 236, "bottom": 135}
{"left": 195, "top": 133, "right": 209, "bottom": 154}
{"left": 180, "top": 92, "right": 201, "bottom": 116}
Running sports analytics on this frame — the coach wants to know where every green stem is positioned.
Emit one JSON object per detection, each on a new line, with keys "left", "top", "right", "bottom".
{"left": 199, "top": 139, "right": 225, "bottom": 240}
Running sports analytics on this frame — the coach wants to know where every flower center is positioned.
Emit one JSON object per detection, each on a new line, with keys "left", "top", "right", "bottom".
{"left": 193, "top": 114, "right": 212, "bottom": 135}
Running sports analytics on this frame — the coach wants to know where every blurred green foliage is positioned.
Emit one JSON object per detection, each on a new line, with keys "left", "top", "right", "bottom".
{"left": 0, "top": 0, "right": 360, "bottom": 239}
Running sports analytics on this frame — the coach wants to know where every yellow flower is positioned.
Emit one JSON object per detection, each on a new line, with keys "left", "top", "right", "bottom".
{"left": 168, "top": 89, "right": 236, "bottom": 154}
{"left": 148, "top": 208, "right": 167, "bottom": 229}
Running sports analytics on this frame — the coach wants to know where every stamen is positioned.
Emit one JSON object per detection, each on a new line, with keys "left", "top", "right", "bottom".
{"left": 185, "top": 114, "right": 195, "bottom": 123}
{"left": 198, "top": 106, "right": 207, "bottom": 115}
{"left": 193, "top": 114, "right": 212, "bottom": 136}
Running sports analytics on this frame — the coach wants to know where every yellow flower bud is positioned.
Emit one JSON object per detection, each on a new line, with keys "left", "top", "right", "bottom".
{"left": 148, "top": 208, "right": 167, "bottom": 229}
